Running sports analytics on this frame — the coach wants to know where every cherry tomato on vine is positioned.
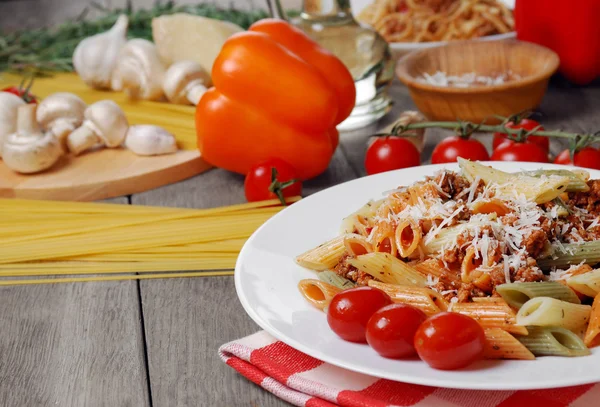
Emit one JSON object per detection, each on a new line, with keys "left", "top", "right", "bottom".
{"left": 2, "top": 86, "right": 37, "bottom": 104}
{"left": 491, "top": 139, "right": 549, "bottom": 163}
{"left": 554, "top": 147, "right": 600, "bottom": 170}
{"left": 493, "top": 119, "right": 548, "bottom": 152}
{"left": 414, "top": 312, "right": 485, "bottom": 370}
{"left": 365, "top": 137, "right": 420, "bottom": 175}
{"left": 327, "top": 286, "right": 393, "bottom": 343}
{"left": 244, "top": 158, "right": 302, "bottom": 203}
{"left": 431, "top": 136, "right": 489, "bottom": 164}
{"left": 366, "top": 303, "right": 427, "bottom": 358}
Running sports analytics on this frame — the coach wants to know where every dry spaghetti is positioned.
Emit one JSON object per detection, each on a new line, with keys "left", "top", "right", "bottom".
{"left": 357, "top": 0, "right": 514, "bottom": 43}
{"left": 0, "top": 197, "right": 298, "bottom": 286}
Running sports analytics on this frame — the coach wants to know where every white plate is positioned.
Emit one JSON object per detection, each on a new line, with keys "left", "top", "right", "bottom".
{"left": 236, "top": 162, "right": 600, "bottom": 390}
{"left": 349, "top": 0, "right": 516, "bottom": 59}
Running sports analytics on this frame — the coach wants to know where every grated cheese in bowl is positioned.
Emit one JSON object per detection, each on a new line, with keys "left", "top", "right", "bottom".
{"left": 417, "top": 70, "right": 521, "bottom": 88}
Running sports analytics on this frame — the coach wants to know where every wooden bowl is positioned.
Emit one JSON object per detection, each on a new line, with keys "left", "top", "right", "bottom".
{"left": 396, "top": 40, "right": 560, "bottom": 124}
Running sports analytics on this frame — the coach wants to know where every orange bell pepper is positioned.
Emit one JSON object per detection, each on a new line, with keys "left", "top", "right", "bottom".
{"left": 195, "top": 19, "right": 355, "bottom": 180}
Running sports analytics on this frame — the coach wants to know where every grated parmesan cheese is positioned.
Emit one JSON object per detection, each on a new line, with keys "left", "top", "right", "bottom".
{"left": 416, "top": 71, "right": 521, "bottom": 88}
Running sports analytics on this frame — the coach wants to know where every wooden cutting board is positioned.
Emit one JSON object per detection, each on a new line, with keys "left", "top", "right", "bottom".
{"left": 0, "top": 73, "right": 211, "bottom": 201}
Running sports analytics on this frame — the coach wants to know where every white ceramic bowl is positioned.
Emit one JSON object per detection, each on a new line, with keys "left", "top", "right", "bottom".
{"left": 350, "top": 0, "right": 516, "bottom": 60}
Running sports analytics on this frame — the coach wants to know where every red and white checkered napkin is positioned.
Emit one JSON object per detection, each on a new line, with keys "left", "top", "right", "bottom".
{"left": 219, "top": 331, "right": 600, "bottom": 407}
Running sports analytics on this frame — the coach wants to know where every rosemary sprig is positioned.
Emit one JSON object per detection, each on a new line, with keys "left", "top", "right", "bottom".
{"left": 0, "top": 1, "right": 271, "bottom": 76}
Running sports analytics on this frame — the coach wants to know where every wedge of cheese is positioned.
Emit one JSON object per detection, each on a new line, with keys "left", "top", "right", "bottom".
{"left": 152, "top": 13, "right": 244, "bottom": 85}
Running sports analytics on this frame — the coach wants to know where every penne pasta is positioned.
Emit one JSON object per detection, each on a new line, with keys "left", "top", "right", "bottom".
{"left": 395, "top": 219, "right": 422, "bottom": 258}
{"left": 516, "top": 297, "right": 591, "bottom": 332}
{"left": 471, "top": 198, "right": 510, "bottom": 216}
{"left": 451, "top": 297, "right": 528, "bottom": 335}
{"left": 538, "top": 241, "right": 600, "bottom": 270}
{"left": 340, "top": 199, "right": 384, "bottom": 234}
{"left": 483, "top": 328, "right": 535, "bottom": 360}
{"left": 458, "top": 158, "right": 571, "bottom": 204}
{"left": 318, "top": 270, "right": 356, "bottom": 290}
{"left": 347, "top": 252, "right": 427, "bottom": 287}
{"left": 344, "top": 233, "right": 373, "bottom": 256}
{"left": 372, "top": 221, "right": 398, "bottom": 256}
{"left": 296, "top": 235, "right": 347, "bottom": 271}
{"left": 567, "top": 269, "right": 600, "bottom": 298}
{"left": 296, "top": 166, "right": 600, "bottom": 360}
{"left": 460, "top": 247, "right": 493, "bottom": 293}
{"left": 518, "top": 326, "right": 590, "bottom": 357}
{"left": 519, "top": 169, "right": 590, "bottom": 193}
{"left": 496, "top": 282, "right": 581, "bottom": 309}
{"left": 297, "top": 279, "right": 342, "bottom": 311}
{"left": 412, "top": 258, "right": 460, "bottom": 282}
{"left": 368, "top": 280, "right": 448, "bottom": 316}
{"left": 584, "top": 292, "right": 600, "bottom": 347}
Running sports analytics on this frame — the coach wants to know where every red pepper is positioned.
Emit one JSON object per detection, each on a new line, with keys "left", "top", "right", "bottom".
{"left": 515, "top": 0, "right": 600, "bottom": 85}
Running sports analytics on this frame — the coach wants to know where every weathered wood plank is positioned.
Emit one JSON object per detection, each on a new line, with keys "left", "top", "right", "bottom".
{"left": 0, "top": 198, "right": 150, "bottom": 407}
{"left": 132, "top": 140, "right": 359, "bottom": 406}
{"left": 139, "top": 276, "right": 289, "bottom": 407}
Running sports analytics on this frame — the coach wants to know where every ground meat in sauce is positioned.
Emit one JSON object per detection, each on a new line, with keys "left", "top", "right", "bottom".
{"left": 523, "top": 229, "right": 548, "bottom": 258}
{"left": 514, "top": 257, "right": 544, "bottom": 282}
{"left": 333, "top": 254, "right": 372, "bottom": 286}
{"left": 540, "top": 217, "right": 557, "bottom": 240}
{"left": 563, "top": 214, "right": 591, "bottom": 241}
{"left": 569, "top": 180, "right": 600, "bottom": 216}
{"left": 434, "top": 171, "right": 483, "bottom": 201}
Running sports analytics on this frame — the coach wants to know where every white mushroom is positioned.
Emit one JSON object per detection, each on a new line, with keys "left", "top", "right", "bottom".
{"left": 111, "top": 39, "right": 166, "bottom": 101}
{"left": 67, "top": 100, "right": 129, "bottom": 155}
{"left": 0, "top": 92, "right": 26, "bottom": 158}
{"left": 125, "top": 125, "right": 177, "bottom": 156}
{"left": 2, "top": 104, "right": 63, "bottom": 174}
{"left": 36, "top": 92, "right": 87, "bottom": 149}
{"left": 73, "top": 15, "right": 129, "bottom": 89}
{"left": 162, "top": 61, "right": 209, "bottom": 105}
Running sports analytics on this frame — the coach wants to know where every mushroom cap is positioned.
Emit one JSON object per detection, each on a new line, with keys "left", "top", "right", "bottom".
{"left": 125, "top": 125, "right": 177, "bottom": 156}
{"left": 3, "top": 104, "right": 62, "bottom": 174}
{"left": 163, "top": 61, "right": 210, "bottom": 104}
{"left": 3, "top": 131, "right": 62, "bottom": 173}
{"left": 84, "top": 100, "right": 129, "bottom": 147}
{"left": 36, "top": 92, "right": 87, "bottom": 126}
{"left": 0, "top": 92, "right": 25, "bottom": 157}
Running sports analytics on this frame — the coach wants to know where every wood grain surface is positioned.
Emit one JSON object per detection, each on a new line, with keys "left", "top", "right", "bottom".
{"left": 0, "top": 75, "right": 598, "bottom": 407}
{"left": 0, "top": 149, "right": 209, "bottom": 201}
{"left": 0, "top": 73, "right": 210, "bottom": 201}
{"left": 0, "top": 198, "right": 151, "bottom": 407}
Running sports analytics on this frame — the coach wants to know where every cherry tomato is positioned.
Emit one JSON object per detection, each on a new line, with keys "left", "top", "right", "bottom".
{"left": 327, "top": 287, "right": 393, "bottom": 343}
{"left": 414, "top": 312, "right": 485, "bottom": 370}
{"left": 491, "top": 139, "right": 549, "bottom": 163}
{"left": 2, "top": 86, "right": 37, "bottom": 104}
{"left": 493, "top": 119, "right": 548, "bottom": 152}
{"left": 366, "top": 303, "right": 426, "bottom": 358}
{"left": 365, "top": 137, "right": 420, "bottom": 175}
{"left": 431, "top": 136, "right": 489, "bottom": 164}
{"left": 244, "top": 158, "right": 302, "bottom": 202}
{"left": 554, "top": 147, "right": 600, "bottom": 170}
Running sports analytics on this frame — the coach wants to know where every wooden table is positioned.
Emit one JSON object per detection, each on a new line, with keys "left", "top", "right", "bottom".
{"left": 1, "top": 78, "right": 599, "bottom": 407}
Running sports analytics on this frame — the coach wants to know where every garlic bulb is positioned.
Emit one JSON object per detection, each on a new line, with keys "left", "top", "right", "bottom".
{"left": 111, "top": 39, "right": 166, "bottom": 101}
{"left": 73, "top": 15, "right": 129, "bottom": 89}
{"left": 0, "top": 92, "right": 26, "bottom": 158}
{"left": 3, "top": 104, "right": 63, "bottom": 174}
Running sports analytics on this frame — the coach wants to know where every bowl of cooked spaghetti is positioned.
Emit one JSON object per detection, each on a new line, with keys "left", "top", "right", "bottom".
{"left": 353, "top": 0, "right": 516, "bottom": 58}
